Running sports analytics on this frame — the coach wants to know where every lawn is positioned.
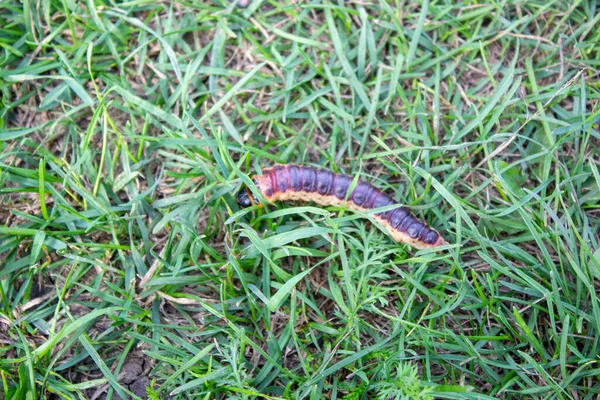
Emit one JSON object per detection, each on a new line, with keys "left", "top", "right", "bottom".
{"left": 1, "top": 0, "right": 600, "bottom": 399}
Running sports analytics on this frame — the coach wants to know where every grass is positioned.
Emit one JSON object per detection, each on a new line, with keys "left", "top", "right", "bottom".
{"left": 1, "top": 0, "right": 600, "bottom": 398}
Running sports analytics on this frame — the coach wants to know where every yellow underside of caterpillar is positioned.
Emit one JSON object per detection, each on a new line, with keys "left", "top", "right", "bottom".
{"left": 259, "top": 184, "right": 446, "bottom": 250}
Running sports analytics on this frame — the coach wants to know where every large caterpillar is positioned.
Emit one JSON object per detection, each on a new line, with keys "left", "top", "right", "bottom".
{"left": 237, "top": 164, "right": 447, "bottom": 250}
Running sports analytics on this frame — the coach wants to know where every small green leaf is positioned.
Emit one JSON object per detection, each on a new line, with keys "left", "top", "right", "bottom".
{"left": 268, "top": 267, "right": 315, "bottom": 311}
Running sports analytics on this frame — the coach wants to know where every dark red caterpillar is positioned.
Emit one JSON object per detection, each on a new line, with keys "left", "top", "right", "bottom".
{"left": 237, "top": 164, "right": 447, "bottom": 250}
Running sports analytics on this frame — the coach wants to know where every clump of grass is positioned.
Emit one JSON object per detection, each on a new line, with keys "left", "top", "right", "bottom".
{"left": 1, "top": 0, "right": 600, "bottom": 399}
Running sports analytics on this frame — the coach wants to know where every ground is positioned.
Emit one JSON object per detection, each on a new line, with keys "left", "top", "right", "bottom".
{"left": 1, "top": 1, "right": 600, "bottom": 399}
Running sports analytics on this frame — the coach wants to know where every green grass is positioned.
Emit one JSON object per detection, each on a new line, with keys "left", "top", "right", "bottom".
{"left": 1, "top": 0, "right": 600, "bottom": 399}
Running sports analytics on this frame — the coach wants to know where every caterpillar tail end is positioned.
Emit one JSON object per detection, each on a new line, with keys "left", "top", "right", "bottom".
{"left": 434, "top": 236, "right": 448, "bottom": 248}
{"left": 410, "top": 238, "right": 447, "bottom": 251}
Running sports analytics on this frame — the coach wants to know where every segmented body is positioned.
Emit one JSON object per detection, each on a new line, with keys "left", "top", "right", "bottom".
{"left": 241, "top": 164, "right": 446, "bottom": 250}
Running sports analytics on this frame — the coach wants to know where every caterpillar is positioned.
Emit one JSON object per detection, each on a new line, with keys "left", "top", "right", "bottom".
{"left": 237, "top": 164, "right": 447, "bottom": 250}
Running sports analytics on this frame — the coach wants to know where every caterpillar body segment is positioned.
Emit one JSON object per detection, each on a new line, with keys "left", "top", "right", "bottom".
{"left": 237, "top": 164, "right": 447, "bottom": 250}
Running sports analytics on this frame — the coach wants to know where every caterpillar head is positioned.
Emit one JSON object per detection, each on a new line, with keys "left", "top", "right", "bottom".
{"left": 236, "top": 188, "right": 254, "bottom": 208}
{"left": 237, "top": 179, "right": 260, "bottom": 208}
